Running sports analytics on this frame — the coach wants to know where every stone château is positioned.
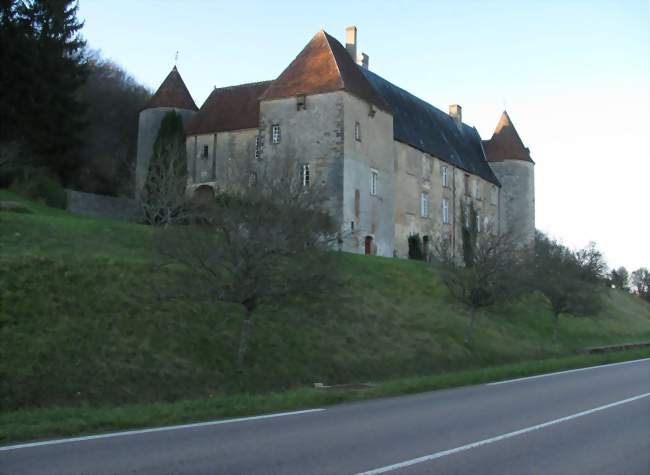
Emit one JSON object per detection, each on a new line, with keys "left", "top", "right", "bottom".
{"left": 137, "top": 26, "right": 535, "bottom": 258}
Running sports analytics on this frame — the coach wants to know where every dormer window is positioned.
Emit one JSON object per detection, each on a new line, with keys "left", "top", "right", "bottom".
{"left": 355, "top": 121, "right": 361, "bottom": 142}
{"left": 202, "top": 145, "right": 209, "bottom": 158}
{"left": 271, "top": 124, "right": 281, "bottom": 144}
{"left": 474, "top": 179, "right": 481, "bottom": 200}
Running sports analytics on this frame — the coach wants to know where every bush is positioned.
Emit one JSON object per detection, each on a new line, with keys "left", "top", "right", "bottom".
{"left": 10, "top": 173, "right": 68, "bottom": 209}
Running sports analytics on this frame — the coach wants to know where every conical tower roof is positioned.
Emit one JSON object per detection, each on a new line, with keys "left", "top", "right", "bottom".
{"left": 144, "top": 66, "right": 198, "bottom": 111}
{"left": 482, "top": 111, "right": 533, "bottom": 163}
{"left": 261, "top": 30, "right": 388, "bottom": 111}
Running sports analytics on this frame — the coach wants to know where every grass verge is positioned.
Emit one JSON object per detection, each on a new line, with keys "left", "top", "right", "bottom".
{"left": 2, "top": 348, "right": 648, "bottom": 445}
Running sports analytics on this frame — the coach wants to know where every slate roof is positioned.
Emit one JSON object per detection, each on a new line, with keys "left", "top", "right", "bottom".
{"left": 360, "top": 68, "right": 500, "bottom": 185}
{"left": 261, "top": 30, "right": 389, "bottom": 112}
{"left": 482, "top": 111, "right": 533, "bottom": 163}
{"left": 186, "top": 81, "right": 272, "bottom": 135}
{"left": 145, "top": 66, "right": 198, "bottom": 111}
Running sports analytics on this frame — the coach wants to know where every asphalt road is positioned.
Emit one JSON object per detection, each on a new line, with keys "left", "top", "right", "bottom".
{"left": 2, "top": 358, "right": 649, "bottom": 475}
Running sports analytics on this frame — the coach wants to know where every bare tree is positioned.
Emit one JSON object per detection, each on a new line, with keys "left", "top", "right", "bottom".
{"left": 529, "top": 233, "right": 605, "bottom": 342}
{"left": 137, "top": 141, "right": 193, "bottom": 226}
{"left": 156, "top": 154, "right": 340, "bottom": 367}
{"left": 434, "top": 204, "right": 523, "bottom": 345}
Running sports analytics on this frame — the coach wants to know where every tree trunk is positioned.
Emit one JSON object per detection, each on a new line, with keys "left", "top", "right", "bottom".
{"left": 464, "top": 307, "right": 478, "bottom": 345}
{"left": 552, "top": 312, "right": 560, "bottom": 343}
{"left": 236, "top": 310, "right": 254, "bottom": 368}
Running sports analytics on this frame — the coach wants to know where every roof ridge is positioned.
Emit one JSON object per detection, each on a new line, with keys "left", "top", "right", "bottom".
{"left": 212, "top": 80, "right": 273, "bottom": 92}
{"left": 322, "top": 30, "right": 345, "bottom": 91}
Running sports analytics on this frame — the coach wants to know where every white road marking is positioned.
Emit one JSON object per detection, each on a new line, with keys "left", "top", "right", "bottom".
{"left": 487, "top": 357, "right": 650, "bottom": 386}
{"left": 356, "top": 392, "right": 650, "bottom": 475}
{"left": 0, "top": 408, "right": 325, "bottom": 452}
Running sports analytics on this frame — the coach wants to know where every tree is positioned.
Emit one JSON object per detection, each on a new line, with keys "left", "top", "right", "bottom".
{"left": 156, "top": 154, "right": 340, "bottom": 368}
{"left": 25, "top": 0, "right": 88, "bottom": 181}
{"left": 434, "top": 203, "right": 523, "bottom": 345}
{"left": 0, "top": 0, "right": 88, "bottom": 182}
{"left": 138, "top": 141, "right": 192, "bottom": 226}
{"left": 139, "top": 111, "right": 189, "bottom": 225}
{"left": 75, "top": 51, "right": 151, "bottom": 195}
{"left": 529, "top": 233, "right": 604, "bottom": 343}
{"left": 630, "top": 268, "right": 650, "bottom": 302}
{"left": 609, "top": 266, "right": 630, "bottom": 292}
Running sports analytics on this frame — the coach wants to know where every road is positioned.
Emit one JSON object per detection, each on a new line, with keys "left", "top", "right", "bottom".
{"left": 2, "top": 358, "right": 649, "bottom": 475}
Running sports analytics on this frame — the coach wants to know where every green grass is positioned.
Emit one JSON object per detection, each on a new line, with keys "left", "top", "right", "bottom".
{"left": 2, "top": 348, "right": 648, "bottom": 444}
{"left": 1, "top": 189, "right": 650, "bottom": 440}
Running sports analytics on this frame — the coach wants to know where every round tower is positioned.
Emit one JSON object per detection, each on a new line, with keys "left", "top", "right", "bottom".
{"left": 483, "top": 111, "right": 535, "bottom": 243}
{"left": 136, "top": 66, "right": 198, "bottom": 192}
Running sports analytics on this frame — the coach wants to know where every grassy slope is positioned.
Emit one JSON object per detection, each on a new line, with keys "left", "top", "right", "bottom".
{"left": 2, "top": 189, "right": 650, "bottom": 414}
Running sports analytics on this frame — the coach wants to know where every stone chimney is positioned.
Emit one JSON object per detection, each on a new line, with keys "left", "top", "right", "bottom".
{"left": 358, "top": 52, "right": 369, "bottom": 69}
{"left": 346, "top": 26, "right": 357, "bottom": 61}
{"left": 449, "top": 104, "right": 462, "bottom": 125}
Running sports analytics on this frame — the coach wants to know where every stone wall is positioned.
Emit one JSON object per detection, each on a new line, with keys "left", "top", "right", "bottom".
{"left": 342, "top": 93, "right": 395, "bottom": 257}
{"left": 393, "top": 142, "right": 500, "bottom": 258}
{"left": 259, "top": 91, "right": 346, "bottom": 230}
{"left": 66, "top": 189, "right": 140, "bottom": 222}
{"left": 490, "top": 160, "right": 535, "bottom": 243}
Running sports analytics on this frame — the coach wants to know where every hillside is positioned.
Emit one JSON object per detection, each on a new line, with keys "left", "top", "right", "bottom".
{"left": 1, "top": 189, "right": 650, "bottom": 412}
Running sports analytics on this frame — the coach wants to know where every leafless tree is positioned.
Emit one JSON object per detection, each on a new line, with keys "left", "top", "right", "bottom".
{"left": 137, "top": 141, "right": 193, "bottom": 226}
{"left": 433, "top": 205, "right": 524, "bottom": 345}
{"left": 156, "top": 154, "right": 340, "bottom": 367}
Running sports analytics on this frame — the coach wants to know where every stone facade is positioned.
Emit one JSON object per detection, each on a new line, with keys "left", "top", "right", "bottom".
{"left": 136, "top": 27, "right": 535, "bottom": 257}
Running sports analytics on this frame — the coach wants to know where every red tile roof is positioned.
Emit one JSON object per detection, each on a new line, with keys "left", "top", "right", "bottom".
{"left": 482, "top": 111, "right": 533, "bottom": 163}
{"left": 145, "top": 66, "right": 198, "bottom": 111}
{"left": 186, "top": 81, "right": 271, "bottom": 135}
{"left": 260, "top": 30, "right": 389, "bottom": 111}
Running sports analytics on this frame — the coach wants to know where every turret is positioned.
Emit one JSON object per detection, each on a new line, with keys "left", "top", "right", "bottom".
{"left": 135, "top": 66, "right": 198, "bottom": 192}
{"left": 483, "top": 111, "right": 535, "bottom": 243}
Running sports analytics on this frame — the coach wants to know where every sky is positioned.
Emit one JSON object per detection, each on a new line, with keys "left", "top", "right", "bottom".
{"left": 78, "top": 0, "right": 649, "bottom": 271}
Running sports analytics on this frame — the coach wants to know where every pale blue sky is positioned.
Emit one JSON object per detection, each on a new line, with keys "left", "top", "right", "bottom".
{"left": 79, "top": 0, "right": 649, "bottom": 270}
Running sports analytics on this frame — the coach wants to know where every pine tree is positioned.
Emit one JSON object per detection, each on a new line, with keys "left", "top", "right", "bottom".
{"left": 25, "top": 0, "right": 88, "bottom": 181}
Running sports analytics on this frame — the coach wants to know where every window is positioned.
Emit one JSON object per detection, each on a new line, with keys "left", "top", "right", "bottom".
{"left": 464, "top": 205, "right": 470, "bottom": 228}
{"left": 441, "top": 166, "right": 449, "bottom": 187}
{"left": 355, "top": 121, "right": 361, "bottom": 142}
{"left": 254, "top": 136, "right": 261, "bottom": 160}
{"left": 423, "top": 156, "right": 432, "bottom": 175}
{"left": 476, "top": 210, "right": 481, "bottom": 232}
{"left": 296, "top": 94, "right": 306, "bottom": 110}
{"left": 420, "top": 192, "right": 429, "bottom": 218}
{"left": 491, "top": 185, "right": 498, "bottom": 205}
{"left": 464, "top": 174, "right": 470, "bottom": 195}
{"left": 370, "top": 170, "right": 378, "bottom": 196}
{"left": 271, "top": 124, "right": 281, "bottom": 144}
{"left": 442, "top": 199, "right": 449, "bottom": 224}
{"left": 474, "top": 179, "right": 481, "bottom": 200}
{"left": 202, "top": 144, "right": 209, "bottom": 158}
{"left": 301, "top": 163, "right": 310, "bottom": 187}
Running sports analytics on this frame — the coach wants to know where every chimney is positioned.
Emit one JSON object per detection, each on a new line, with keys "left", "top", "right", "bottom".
{"left": 358, "top": 52, "right": 369, "bottom": 69}
{"left": 345, "top": 26, "right": 357, "bottom": 61}
{"left": 449, "top": 104, "right": 462, "bottom": 125}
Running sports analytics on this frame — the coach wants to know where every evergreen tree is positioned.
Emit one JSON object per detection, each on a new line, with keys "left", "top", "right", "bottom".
{"left": 26, "top": 0, "right": 88, "bottom": 181}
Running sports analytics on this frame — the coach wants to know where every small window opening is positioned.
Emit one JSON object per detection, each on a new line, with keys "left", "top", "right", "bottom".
{"left": 355, "top": 121, "right": 361, "bottom": 142}
{"left": 271, "top": 124, "right": 281, "bottom": 144}
{"left": 202, "top": 145, "right": 209, "bottom": 158}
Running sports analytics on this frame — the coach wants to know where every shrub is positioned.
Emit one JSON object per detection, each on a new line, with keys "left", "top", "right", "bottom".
{"left": 10, "top": 173, "right": 68, "bottom": 209}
